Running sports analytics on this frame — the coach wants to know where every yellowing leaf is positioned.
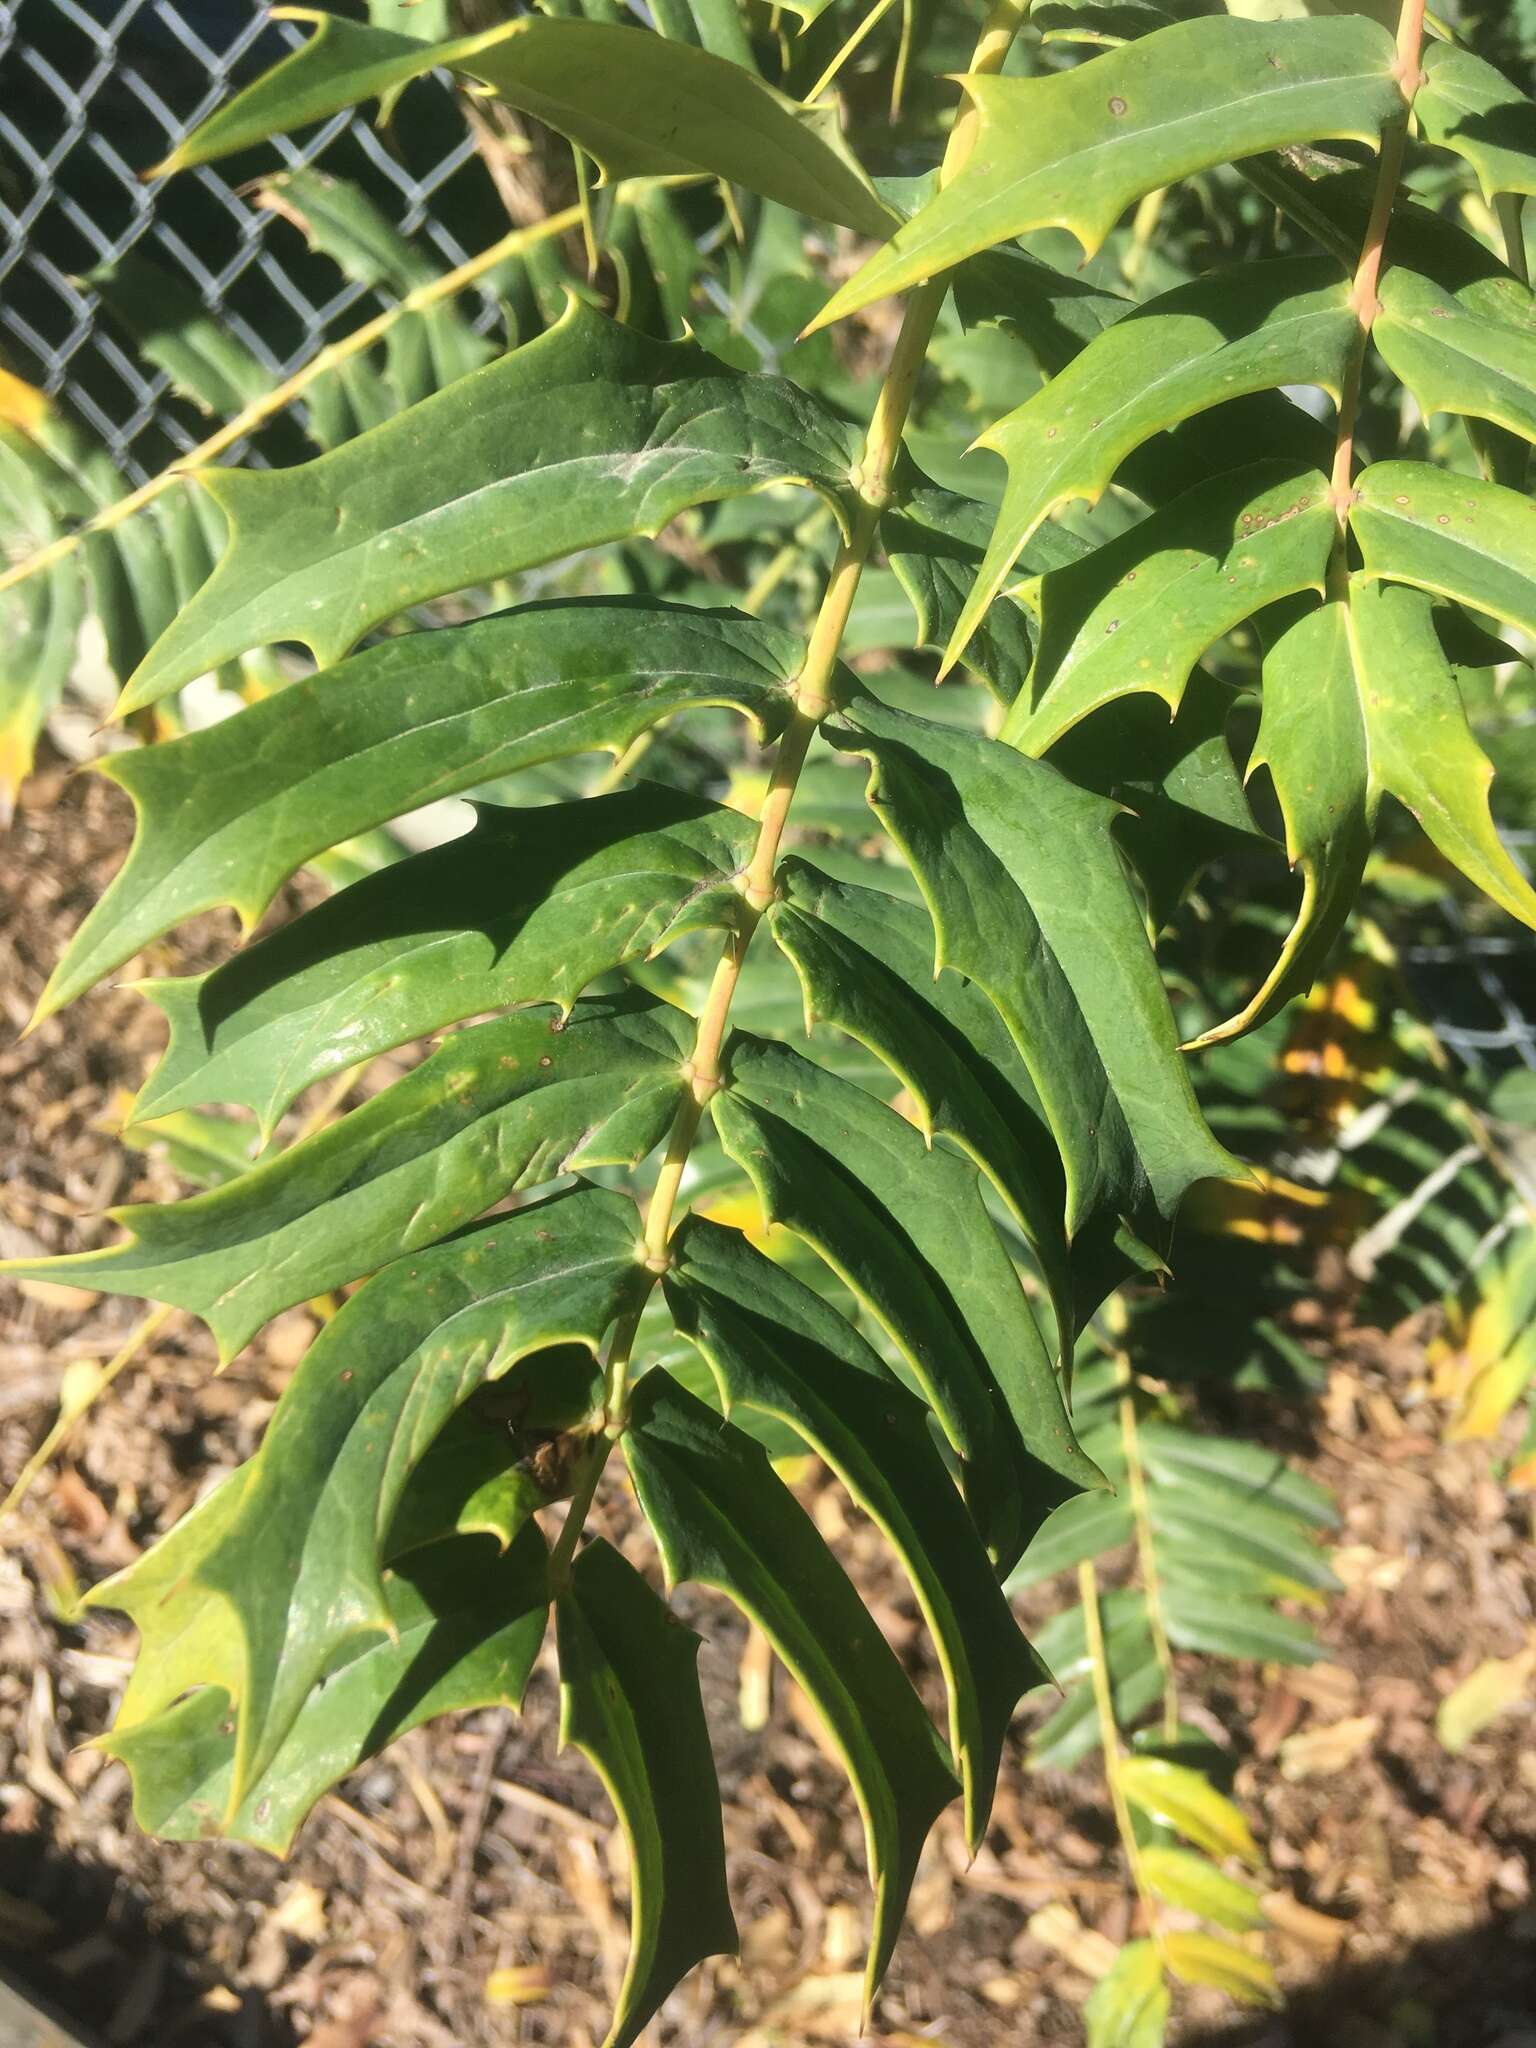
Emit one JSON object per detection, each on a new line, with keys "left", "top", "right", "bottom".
{"left": 1118, "top": 1757, "right": 1261, "bottom": 1867}
{"left": 1162, "top": 1931, "right": 1280, "bottom": 2008}
{"left": 1437, "top": 1643, "right": 1536, "bottom": 1755}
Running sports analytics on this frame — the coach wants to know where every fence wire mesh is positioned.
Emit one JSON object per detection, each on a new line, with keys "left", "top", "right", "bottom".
{"left": 3, "top": 0, "right": 1535, "bottom": 1068}
{"left": 0, "top": 0, "right": 504, "bottom": 482}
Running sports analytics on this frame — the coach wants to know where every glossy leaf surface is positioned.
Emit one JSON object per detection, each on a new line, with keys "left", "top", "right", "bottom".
{"left": 808, "top": 16, "right": 1400, "bottom": 330}
{"left": 120, "top": 303, "right": 857, "bottom": 708}
{"left": 132, "top": 790, "right": 756, "bottom": 1135}
{"left": 557, "top": 1538, "right": 736, "bottom": 2048}
{"left": 40, "top": 600, "right": 802, "bottom": 1020}
{"left": 157, "top": 9, "right": 891, "bottom": 235}
{"left": 5, "top": 1000, "right": 683, "bottom": 1359}
{"left": 946, "top": 261, "right": 1353, "bottom": 668}
{"left": 624, "top": 1372, "right": 959, "bottom": 2002}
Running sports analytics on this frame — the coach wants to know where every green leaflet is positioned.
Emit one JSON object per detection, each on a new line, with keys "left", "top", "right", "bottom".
{"left": 256, "top": 168, "right": 497, "bottom": 418}
{"left": 557, "top": 1539, "right": 736, "bottom": 2048}
{"left": 1138, "top": 1848, "right": 1264, "bottom": 1935}
{"left": 118, "top": 302, "right": 859, "bottom": 709}
{"left": 131, "top": 789, "right": 758, "bottom": 1137}
{"left": 382, "top": 1407, "right": 549, "bottom": 1561}
{"left": 38, "top": 598, "right": 802, "bottom": 1021}
{"left": 1162, "top": 1932, "right": 1278, "bottom": 2008}
{"left": 1000, "top": 462, "right": 1334, "bottom": 757}
{"left": 1203, "top": 604, "right": 1369, "bottom": 1046}
{"left": 665, "top": 1217, "right": 1047, "bottom": 1849}
{"left": 951, "top": 242, "right": 1129, "bottom": 381}
{"left": 1202, "top": 585, "right": 1536, "bottom": 1042}
{"left": 1348, "top": 580, "right": 1536, "bottom": 928}
{"left": 623, "top": 1372, "right": 960, "bottom": 2003}
{"left": 1044, "top": 670, "right": 1267, "bottom": 935}
{"left": 833, "top": 692, "right": 1240, "bottom": 1231}
{"left": 88, "top": 252, "right": 277, "bottom": 422}
{"left": 945, "top": 261, "right": 1353, "bottom": 671}
{"left": 88, "top": 1184, "right": 637, "bottom": 1813}
{"left": 3, "top": 998, "right": 683, "bottom": 1360}
{"left": 1418, "top": 41, "right": 1536, "bottom": 204}
{"left": 1161, "top": 1583, "right": 1322, "bottom": 1665}
{"left": 1084, "top": 1940, "right": 1169, "bottom": 2048}
{"left": 1351, "top": 461, "right": 1536, "bottom": 638}
{"left": 1375, "top": 268, "right": 1536, "bottom": 447}
{"left": 1007, "top": 1488, "right": 1137, "bottom": 1588}
{"left": 1025, "top": 1590, "right": 1164, "bottom": 1772}
{"left": 767, "top": 857, "right": 1075, "bottom": 1344}
{"left": 806, "top": 15, "right": 1401, "bottom": 331}
{"left": 154, "top": 10, "right": 889, "bottom": 236}
{"left": 712, "top": 1033, "right": 1096, "bottom": 1570}
{"left": 99, "top": 1528, "right": 550, "bottom": 1854}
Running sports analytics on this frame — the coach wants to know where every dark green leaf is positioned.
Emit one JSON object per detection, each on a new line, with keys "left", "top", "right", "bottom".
{"left": 833, "top": 691, "right": 1240, "bottom": 1229}
{"left": 39, "top": 599, "right": 802, "bottom": 1019}
{"left": 666, "top": 1216, "right": 1047, "bottom": 1848}
{"left": 5, "top": 998, "right": 681, "bottom": 1359}
{"left": 623, "top": 1372, "right": 959, "bottom": 2002}
{"left": 713, "top": 1033, "right": 1096, "bottom": 1568}
{"left": 118, "top": 303, "right": 859, "bottom": 709}
{"left": 557, "top": 1538, "right": 736, "bottom": 2048}
{"left": 132, "top": 789, "right": 757, "bottom": 1136}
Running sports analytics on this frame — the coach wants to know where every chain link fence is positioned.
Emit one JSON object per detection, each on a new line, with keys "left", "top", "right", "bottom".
{"left": 0, "top": 0, "right": 507, "bottom": 482}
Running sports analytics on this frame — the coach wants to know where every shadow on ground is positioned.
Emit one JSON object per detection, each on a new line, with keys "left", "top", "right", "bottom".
{"left": 1187, "top": 1905, "right": 1536, "bottom": 2048}
{"left": 0, "top": 1835, "right": 300, "bottom": 2048}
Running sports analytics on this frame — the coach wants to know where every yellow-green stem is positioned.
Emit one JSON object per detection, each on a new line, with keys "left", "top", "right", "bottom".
{"left": 1079, "top": 1557, "right": 1164, "bottom": 1954}
{"left": 587, "top": 0, "right": 1028, "bottom": 1470}
{"left": 1113, "top": 1346, "right": 1179, "bottom": 1744}
{"left": 1327, "top": 0, "right": 1429, "bottom": 556}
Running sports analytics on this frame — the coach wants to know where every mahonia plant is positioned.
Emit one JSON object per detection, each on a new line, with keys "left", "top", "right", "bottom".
{"left": 6, "top": 0, "right": 1536, "bottom": 2039}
